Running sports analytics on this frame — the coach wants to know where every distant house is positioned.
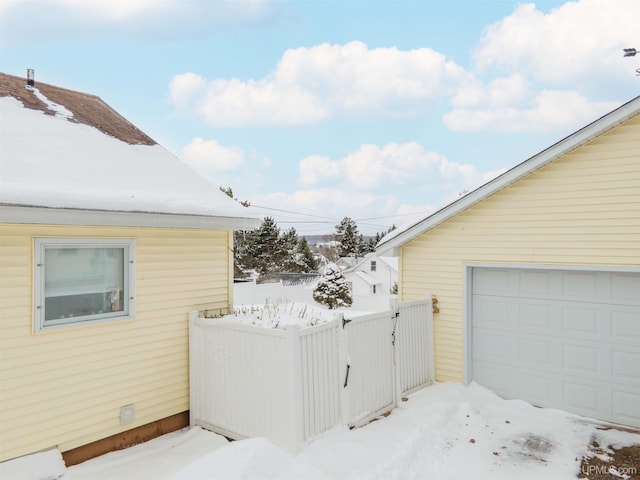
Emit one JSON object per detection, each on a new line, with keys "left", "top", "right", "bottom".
{"left": 0, "top": 72, "right": 261, "bottom": 464}
{"left": 335, "top": 257, "right": 358, "bottom": 271}
{"left": 342, "top": 253, "right": 398, "bottom": 311}
{"left": 377, "top": 97, "right": 640, "bottom": 428}
{"left": 343, "top": 253, "right": 397, "bottom": 296}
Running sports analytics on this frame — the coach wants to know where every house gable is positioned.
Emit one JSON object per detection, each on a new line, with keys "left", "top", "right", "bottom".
{"left": 396, "top": 109, "right": 640, "bottom": 384}
{"left": 378, "top": 96, "right": 640, "bottom": 256}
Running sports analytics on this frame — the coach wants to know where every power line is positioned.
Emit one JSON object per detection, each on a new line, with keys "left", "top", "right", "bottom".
{"left": 251, "top": 204, "right": 339, "bottom": 221}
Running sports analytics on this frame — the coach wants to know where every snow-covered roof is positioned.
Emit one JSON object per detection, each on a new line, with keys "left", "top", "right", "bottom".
{"left": 0, "top": 73, "right": 261, "bottom": 230}
{"left": 342, "top": 252, "right": 398, "bottom": 274}
{"left": 378, "top": 256, "right": 398, "bottom": 272}
{"left": 350, "top": 271, "right": 379, "bottom": 285}
{"left": 377, "top": 96, "right": 640, "bottom": 255}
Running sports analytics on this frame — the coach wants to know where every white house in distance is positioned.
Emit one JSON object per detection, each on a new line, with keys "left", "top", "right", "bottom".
{"left": 342, "top": 253, "right": 398, "bottom": 311}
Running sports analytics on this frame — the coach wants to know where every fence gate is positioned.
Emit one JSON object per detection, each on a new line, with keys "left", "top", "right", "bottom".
{"left": 341, "top": 296, "right": 434, "bottom": 428}
{"left": 396, "top": 300, "right": 435, "bottom": 396}
{"left": 342, "top": 311, "right": 396, "bottom": 428}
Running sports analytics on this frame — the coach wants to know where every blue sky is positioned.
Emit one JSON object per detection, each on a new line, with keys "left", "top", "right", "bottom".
{"left": 1, "top": 0, "right": 638, "bottom": 235}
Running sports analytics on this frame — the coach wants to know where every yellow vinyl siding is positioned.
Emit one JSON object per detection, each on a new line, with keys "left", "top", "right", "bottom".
{"left": 399, "top": 114, "right": 640, "bottom": 383}
{"left": 0, "top": 224, "right": 231, "bottom": 461}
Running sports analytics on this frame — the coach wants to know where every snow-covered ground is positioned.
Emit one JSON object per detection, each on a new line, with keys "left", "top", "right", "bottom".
{"left": 4, "top": 382, "right": 638, "bottom": 480}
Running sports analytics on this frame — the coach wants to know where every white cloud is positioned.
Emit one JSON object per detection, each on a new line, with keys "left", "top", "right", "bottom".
{"left": 169, "top": 73, "right": 208, "bottom": 113}
{"left": 0, "top": 0, "right": 281, "bottom": 43}
{"left": 249, "top": 188, "right": 387, "bottom": 228}
{"left": 392, "top": 203, "right": 438, "bottom": 228}
{"left": 443, "top": 89, "right": 620, "bottom": 132}
{"left": 299, "top": 155, "right": 341, "bottom": 185}
{"left": 299, "top": 142, "right": 479, "bottom": 190}
{"left": 181, "top": 138, "right": 245, "bottom": 178}
{"left": 247, "top": 141, "right": 507, "bottom": 234}
{"left": 451, "top": 74, "right": 531, "bottom": 108}
{"left": 56, "top": 0, "right": 169, "bottom": 19}
{"left": 474, "top": 0, "right": 640, "bottom": 83}
{"left": 169, "top": 41, "right": 470, "bottom": 126}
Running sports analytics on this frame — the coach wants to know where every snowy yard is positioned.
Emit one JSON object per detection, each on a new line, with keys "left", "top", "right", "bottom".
{"left": 4, "top": 382, "right": 638, "bottom": 480}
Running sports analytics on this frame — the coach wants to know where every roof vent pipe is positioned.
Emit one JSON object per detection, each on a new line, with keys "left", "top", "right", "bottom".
{"left": 27, "top": 69, "right": 34, "bottom": 87}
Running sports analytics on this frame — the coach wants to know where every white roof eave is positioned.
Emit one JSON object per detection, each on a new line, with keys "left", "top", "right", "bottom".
{"left": 0, "top": 205, "right": 262, "bottom": 230}
{"left": 376, "top": 96, "right": 640, "bottom": 256}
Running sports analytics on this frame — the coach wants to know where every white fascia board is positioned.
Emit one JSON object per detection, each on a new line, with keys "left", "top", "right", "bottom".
{"left": 377, "top": 96, "right": 640, "bottom": 256}
{"left": 0, "top": 205, "right": 262, "bottom": 230}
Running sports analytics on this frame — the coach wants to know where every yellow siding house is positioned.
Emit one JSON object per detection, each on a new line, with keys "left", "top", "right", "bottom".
{"left": 0, "top": 73, "right": 260, "bottom": 464}
{"left": 378, "top": 97, "right": 640, "bottom": 428}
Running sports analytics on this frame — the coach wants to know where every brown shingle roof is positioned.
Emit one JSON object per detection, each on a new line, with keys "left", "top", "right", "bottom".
{"left": 0, "top": 72, "right": 156, "bottom": 146}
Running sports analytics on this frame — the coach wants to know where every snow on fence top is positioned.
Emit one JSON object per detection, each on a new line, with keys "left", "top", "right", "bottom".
{"left": 202, "top": 301, "right": 338, "bottom": 330}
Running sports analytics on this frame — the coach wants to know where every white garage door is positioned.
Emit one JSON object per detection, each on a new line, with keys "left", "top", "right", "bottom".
{"left": 471, "top": 267, "right": 640, "bottom": 427}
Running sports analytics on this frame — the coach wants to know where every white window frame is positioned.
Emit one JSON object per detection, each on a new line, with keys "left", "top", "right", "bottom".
{"left": 34, "top": 238, "right": 135, "bottom": 332}
{"left": 370, "top": 260, "right": 377, "bottom": 272}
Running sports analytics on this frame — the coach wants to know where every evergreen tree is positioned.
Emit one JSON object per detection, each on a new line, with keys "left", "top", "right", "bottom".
{"left": 248, "top": 217, "right": 282, "bottom": 276}
{"left": 313, "top": 264, "right": 352, "bottom": 309}
{"left": 335, "top": 217, "right": 363, "bottom": 258}
{"left": 362, "top": 225, "right": 397, "bottom": 255}
{"left": 280, "top": 230, "right": 318, "bottom": 273}
{"left": 280, "top": 228, "right": 303, "bottom": 272}
{"left": 297, "top": 237, "right": 318, "bottom": 272}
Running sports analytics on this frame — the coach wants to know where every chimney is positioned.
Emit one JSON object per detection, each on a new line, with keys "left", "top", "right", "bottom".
{"left": 27, "top": 69, "right": 34, "bottom": 87}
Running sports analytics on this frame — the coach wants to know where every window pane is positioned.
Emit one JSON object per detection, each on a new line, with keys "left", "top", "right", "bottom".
{"left": 44, "top": 246, "right": 125, "bottom": 321}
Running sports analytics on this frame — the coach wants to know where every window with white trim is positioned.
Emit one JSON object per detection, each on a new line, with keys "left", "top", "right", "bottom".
{"left": 370, "top": 260, "right": 377, "bottom": 272}
{"left": 34, "top": 238, "right": 135, "bottom": 332}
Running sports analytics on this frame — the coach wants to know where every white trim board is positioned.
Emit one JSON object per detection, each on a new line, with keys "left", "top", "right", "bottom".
{"left": 1, "top": 205, "right": 261, "bottom": 230}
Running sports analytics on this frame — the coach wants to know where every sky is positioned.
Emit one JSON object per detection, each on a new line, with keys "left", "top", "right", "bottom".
{"left": 1, "top": 0, "right": 638, "bottom": 235}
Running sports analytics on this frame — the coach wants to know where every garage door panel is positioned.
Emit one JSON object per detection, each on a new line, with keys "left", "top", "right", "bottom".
{"left": 521, "top": 270, "right": 554, "bottom": 296}
{"left": 561, "top": 305, "right": 599, "bottom": 335}
{"left": 611, "top": 349, "right": 640, "bottom": 384}
{"left": 473, "top": 330, "right": 511, "bottom": 362}
{"left": 520, "top": 372, "right": 554, "bottom": 406}
{"left": 611, "top": 272, "right": 640, "bottom": 306}
{"left": 472, "top": 362, "right": 515, "bottom": 398}
{"left": 519, "top": 337, "right": 553, "bottom": 366}
{"left": 611, "top": 308, "right": 640, "bottom": 341}
{"left": 471, "top": 267, "right": 640, "bottom": 428}
{"left": 612, "top": 389, "right": 640, "bottom": 425}
{"left": 472, "top": 297, "right": 513, "bottom": 329}
{"left": 472, "top": 268, "right": 512, "bottom": 295}
{"left": 563, "top": 381, "right": 601, "bottom": 417}
{"left": 562, "top": 344, "right": 599, "bottom": 374}
{"left": 560, "top": 271, "right": 599, "bottom": 300}
{"left": 518, "top": 302, "right": 553, "bottom": 330}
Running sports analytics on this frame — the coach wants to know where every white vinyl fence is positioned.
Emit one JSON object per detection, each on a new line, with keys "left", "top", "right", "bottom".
{"left": 189, "top": 297, "right": 434, "bottom": 452}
